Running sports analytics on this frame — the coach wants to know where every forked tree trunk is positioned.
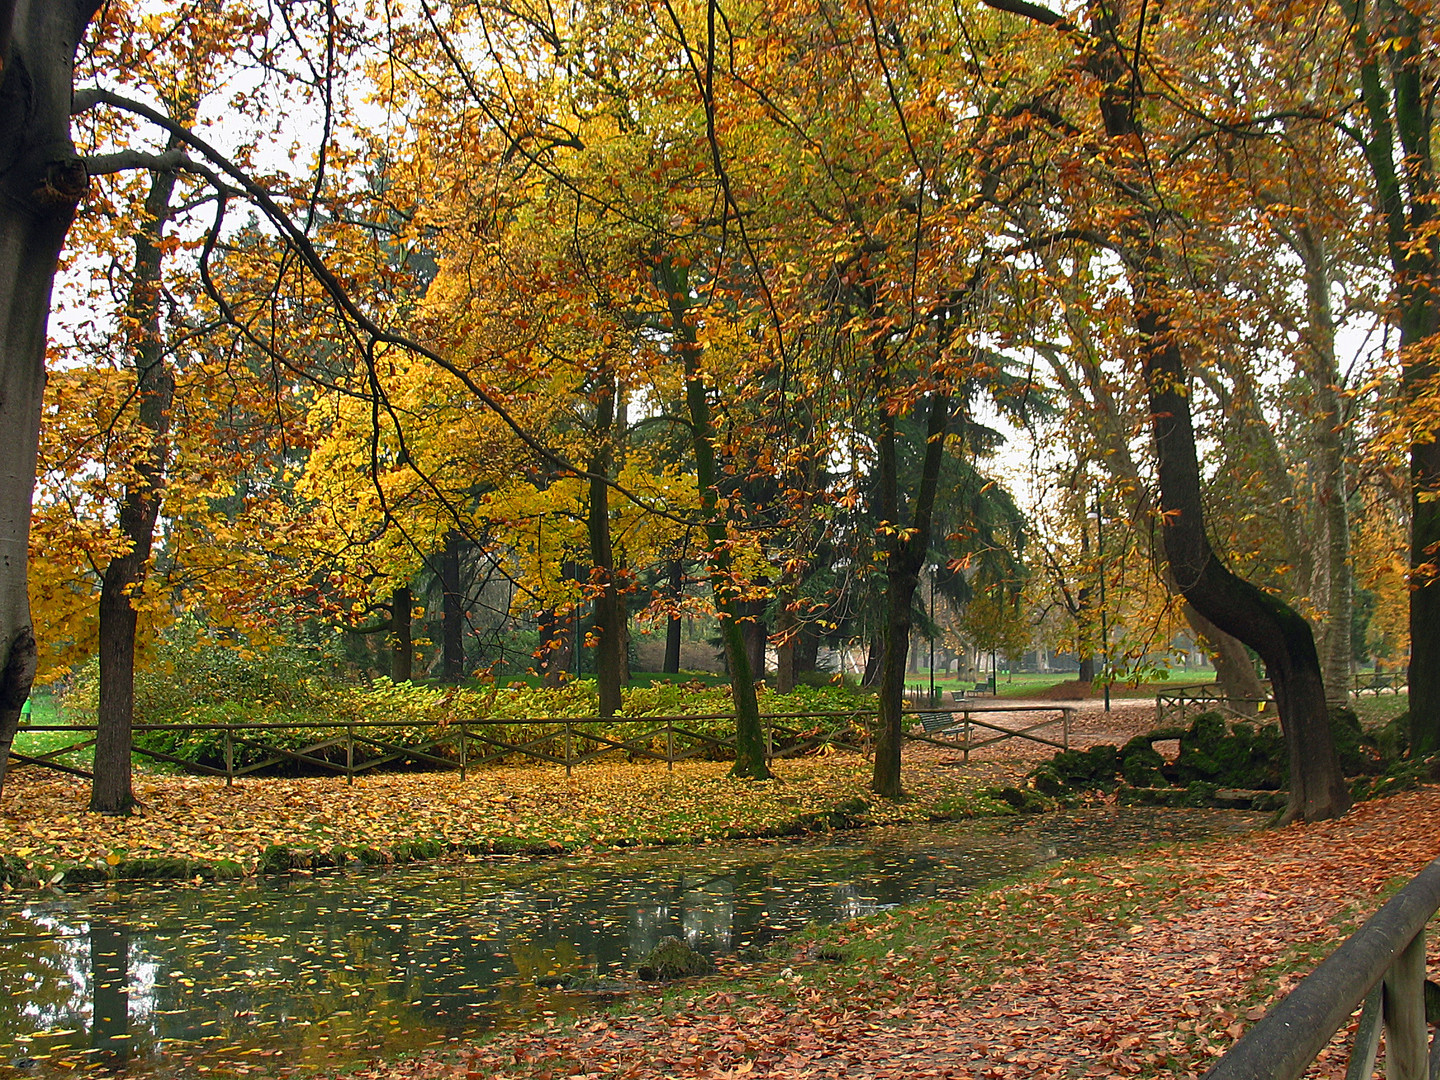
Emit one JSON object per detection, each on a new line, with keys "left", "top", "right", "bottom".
{"left": 0, "top": 0, "right": 99, "bottom": 801}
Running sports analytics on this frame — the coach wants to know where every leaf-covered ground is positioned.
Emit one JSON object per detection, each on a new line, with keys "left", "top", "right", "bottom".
{"left": 0, "top": 753, "right": 1028, "bottom": 887}
{"left": 370, "top": 786, "right": 1440, "bottom": 1080}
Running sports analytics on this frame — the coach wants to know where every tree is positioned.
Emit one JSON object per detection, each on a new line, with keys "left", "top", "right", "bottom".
{"left": 980, "top": 0, "right": 1349, "bottom": 820}
{"left": 0, "top": 0, "right": 101, "bottom": 794}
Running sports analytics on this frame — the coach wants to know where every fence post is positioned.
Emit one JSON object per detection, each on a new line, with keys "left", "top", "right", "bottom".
{"left": 1382, "top": 929, "right": 1429, "bottom": 1080}
{"left": 1063, "top": 708, "right": 1070, "bottom": 750}
{"left": 459, "top": 724, "right": 467, "bottom": 780}
{"left": 564, "top": 722, "right": 572, "bottom": 779}
{"left": 224, "top": 727, "right": 234, "bottom": 789}
{"left": 963, "top": 711, "right": 971, "bottom": 764}
{"left": 667, "top": 720, "right": 674, "bottom": 772}
{"left": 346, "top": 723, "right": 354, "bottom": 787}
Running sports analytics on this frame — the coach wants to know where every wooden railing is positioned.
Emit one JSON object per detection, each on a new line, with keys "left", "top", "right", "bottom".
{"left": 8, "top": 711, "right": 874, "bottom": 785}
{"left": 9, "top": 702, "right": 1079, "bottom": 782}
{"left": 902, "top": 704, "right": 1074, "bottom": 761}
{"left": 1154, "top": 683, "right": 1274, "bottom": 727}
{"left": 1204, "top": 854, "right": 1440, "bottom": 1080}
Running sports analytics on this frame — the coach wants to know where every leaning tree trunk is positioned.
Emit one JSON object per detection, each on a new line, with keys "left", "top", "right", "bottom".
{"left": 1139, "top": 271, "right": 1349, "bottom": 821}
{"left": 1091, "top": 10, "right": 1346, "bottom": 822}
{"left": 0, "top": 0, "right": 99, "bottom": 801}
{"left": 91, "top": 151, "right": 180, "bottom": 815}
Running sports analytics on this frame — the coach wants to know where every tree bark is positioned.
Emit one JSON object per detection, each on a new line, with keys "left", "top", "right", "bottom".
{"left": 663, "top": 559, "right": 683, "bottom": 674}
{"left": 440, "top": 530, "right": 464, "bottom": 682}
{"left": 587, "top": 378, "right": 627, "bottom": 717}
{"left": 1347, "top": 0, "right": 1440, "bottom": 757}
{"left": 1293, "top": 224, "right": 1354, "bottom": 708}
{"left": 773, "top": 591, "right": 797, "bottom": 694}
{"left": 390, "top": 586, "right": 413, "bottom": 682}
{"left": 872, "top": 391, "right": 951, "bottom": 798}
{"left": 0, "top": 0, "right": 99, "bottom": 801}
{"left": 91, "top": 149, "right": 180, "bottom": 815}
{"left": 658, "top": 259, "right": 767, "bottom": 778}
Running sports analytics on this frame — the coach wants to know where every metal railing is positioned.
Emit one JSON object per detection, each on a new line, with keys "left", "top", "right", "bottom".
{"left": 1205, "top": 855, "right": 1440, "bottom": 1080}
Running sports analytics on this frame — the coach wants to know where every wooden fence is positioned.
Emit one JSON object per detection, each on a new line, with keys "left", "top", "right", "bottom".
{"left": 8, "top": 703, "right": 1078, "bottom": 782}
{"left": 1157, "top": 672, "right": 1408, "bottom": 730}
{"left": 1203, "top": 854, "right": 1440, "bottom": 1080}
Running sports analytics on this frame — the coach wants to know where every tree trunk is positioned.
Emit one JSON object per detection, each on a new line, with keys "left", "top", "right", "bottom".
{"left": 664, "top": 559, "right": 683, "bottom": 674}
{"left": 1290, "top": 224, "right": 1354, "bottom": 709}
{"left": 773, "top": 593, "right": 797, "bottom": 694}
{"left": 587, "top": 378, "right": 627, "bottom": 718}
{"left": 440, "top": 530, "right": 464, "bottom": 682}
{"left": 872, "top": 391, "right": 951, "bottom": 799}
{"left": 91, "top": 151, "right": 180, "bottom": 815}
{"left": 1349, "top": 1, "right": 1440, "bottom": 757}
{"left": 742, "top": 600, "right": 767, "bottom": 684}
{"left": 796, "top": 621, "right": 820, "bottom": 677}
{"left": 390, "top": 586, "right": 413, "bottom": 682}
{"left": 658, "top": 259, "right": 767, "bottom": 778}
{"left": 861, "top": 636, "right": 882, "bottom": 687}
{"left": 1096, "top": 14, "right": 1345, "bottom": 821}
{"left": 536, "top": 607, "right": 573, "bottom": 686}
{"left": 1140, "top": 274, "right": 1348, "bottom": 820}
{"left": 0, "top": 0, "right": 98, "bottom": 801}
{"left": 1184, "top": 604, "right": 1266, "bottom": 712}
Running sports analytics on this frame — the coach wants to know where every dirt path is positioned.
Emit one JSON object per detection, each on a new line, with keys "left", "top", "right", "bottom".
{"left": 905, "top": 696, "right": 1159, "bottom": 766}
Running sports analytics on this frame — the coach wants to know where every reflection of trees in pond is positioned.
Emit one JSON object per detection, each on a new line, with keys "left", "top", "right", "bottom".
{"left": 88, "top": 921, "right": 129, "bottom": 1066}
{"left": 0, "top": 915, "right": 90, "bottom": 1038}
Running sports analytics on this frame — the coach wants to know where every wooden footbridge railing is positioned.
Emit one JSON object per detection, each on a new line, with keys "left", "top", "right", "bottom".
{"left": 1204, "top": 854, "right": 1440, "bottom": 1080}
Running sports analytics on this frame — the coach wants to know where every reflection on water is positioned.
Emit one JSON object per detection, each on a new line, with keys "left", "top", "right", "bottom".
{"left": 0, "top": 808, "right": 1258, "bottom": 1078}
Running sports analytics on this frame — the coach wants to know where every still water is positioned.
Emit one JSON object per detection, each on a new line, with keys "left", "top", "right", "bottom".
{"left": 0, "top": 808, "right": 1258, "bottom": 1078}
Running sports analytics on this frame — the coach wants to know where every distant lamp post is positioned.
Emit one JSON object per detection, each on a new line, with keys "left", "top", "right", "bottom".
{"left": 1090, "top": 494, "right": 1111, "bottom": 713}
{"left": 928, "top": 565, "right": 938, "bottom": 705}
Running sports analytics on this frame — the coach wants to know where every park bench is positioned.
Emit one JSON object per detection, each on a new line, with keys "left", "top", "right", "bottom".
{"left": 917, "top": 711, "right": 960, "bottom": 736}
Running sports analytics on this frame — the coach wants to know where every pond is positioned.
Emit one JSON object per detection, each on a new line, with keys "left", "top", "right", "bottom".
{"left": 0, "top": 807, "right": 1259, "bottom": 1078}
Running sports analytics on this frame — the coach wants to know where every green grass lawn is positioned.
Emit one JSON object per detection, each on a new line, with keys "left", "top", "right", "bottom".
{"left": 907, "top": 668, "right": 1219, "bottom": 700}
{"left": 12, "top": 690, "right": 94, "bottom": 763}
